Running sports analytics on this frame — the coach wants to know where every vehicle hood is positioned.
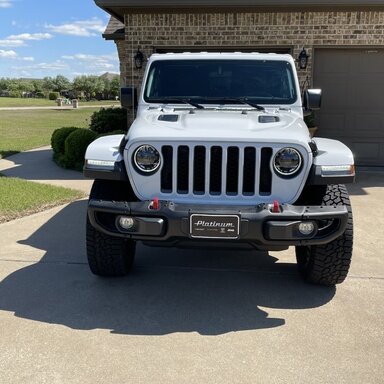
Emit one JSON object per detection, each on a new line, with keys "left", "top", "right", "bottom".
{"left": 128, "top": 109, "right": 311, "bottom": 150}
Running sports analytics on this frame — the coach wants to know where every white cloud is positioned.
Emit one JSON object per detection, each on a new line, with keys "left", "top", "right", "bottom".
{"left": 13, "top": 60, "right": 69, "bottom": 72}
{"left": 45, "top": 18, "right": 106, "bottom": 37}
{"left": 19, "top": 70, "right": 32, "bottom": 77}
{"left": 22, "top": 56, "right": 34, "bottom": 61}
{"left": 0, "top": 33, "right": 52, "bottom": 48}
{"left": 35, "top": 61, "right": 69, "bottom": 70}
{"left": 62, "top": 53, "right": 118, "bottom": 62}
{"left": 0, "top": 49, "right": 17, "bottom": 58}
{"left": 0, "top": 39, "right": 24, "bottom": 47}
{"left": 61, "top": 52, "right": 118, "bottom": 72}
{"left": 7, "top": 33, "right": 53, "bottom": 41}
{"left": 0, "top": 0, "right": 13, "bottom": 8}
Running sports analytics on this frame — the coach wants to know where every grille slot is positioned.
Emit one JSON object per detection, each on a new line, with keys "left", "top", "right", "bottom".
{"left": 243, "top": 147, "right": 256, "bottom": 195}
{"left": 193, "top": 146, "right": 206, "bottom": 194}
{"left": 160, "top": 144, "right": 275, "bottom": 198}
{"left": 210, "top": 146, "right": 223, "bottom": 195}
{"left": 161, "top": 146, "right": 173, "bottom": 193}
{"left": 177, "top": 146, "right": 189, "bottom": 194}
{"left": 226, "top": 147, "right": 239, "bottom": 195}
{"left": 259, "top": 147, "right": 273, "bottom": 195}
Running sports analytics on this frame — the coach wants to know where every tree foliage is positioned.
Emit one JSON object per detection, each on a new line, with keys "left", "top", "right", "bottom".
{"left": 0, "top": 73, "right": 120, "bottom": 100}
{"left": 73, "top": 75, "right": 105, "bottom": 100}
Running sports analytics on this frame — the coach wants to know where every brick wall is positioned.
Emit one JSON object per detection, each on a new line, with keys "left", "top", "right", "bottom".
{"left": 117, "top": 10, "right": 384, "bottom": 93}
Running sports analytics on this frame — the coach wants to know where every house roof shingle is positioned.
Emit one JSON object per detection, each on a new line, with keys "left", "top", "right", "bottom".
{"left": 103, "top": 17, "right": 125, "bottom": 40}
{"left": 96, "top": 0, "right": 384, "bottom": 35}
{"left": 96, "top": 0, "right": 384, "bottom": 22}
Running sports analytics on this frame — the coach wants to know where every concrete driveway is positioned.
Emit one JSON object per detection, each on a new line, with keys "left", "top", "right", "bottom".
{"left": 0, "top": 157, "right": 383, "bottom": 383}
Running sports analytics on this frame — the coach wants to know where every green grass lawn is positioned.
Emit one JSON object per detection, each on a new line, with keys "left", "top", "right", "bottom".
{"left": 0, "top": 108, "right": 102, "bottom": 158}
{"left": 0, "top": 97, "right": 120, "bottom": 108}
{"left": 0, "top": 175, "right": 85, "bottom": 223}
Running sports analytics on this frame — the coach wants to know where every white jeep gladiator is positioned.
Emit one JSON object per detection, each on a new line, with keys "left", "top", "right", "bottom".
{"left": 84, "top": 53, "right": 355, "bottom": 286}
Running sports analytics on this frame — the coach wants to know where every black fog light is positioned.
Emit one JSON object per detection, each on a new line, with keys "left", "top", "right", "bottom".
{"left": 273, "top": 147, "right": 302, "bottom": 177}
{"left": 133, "top": 145, "right": 161, "bottom": 173}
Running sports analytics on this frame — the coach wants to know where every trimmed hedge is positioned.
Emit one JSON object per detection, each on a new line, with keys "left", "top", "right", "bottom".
{"left": 51, "top": 127, "right": 80, "bottom": 156}
{"left": 49, "top": 92, "right": 60, "bottom": 100}
{"left": 63, "top": 129, "right": 98, "bottom": 170}
{"left": 89, "top": 107, "right": 128, "bottom": 134}
{"left": 51, "top": 127, "right": 97, "bottom": 170}
{"left": 51, "top": 108, "right": 130, "bottom": 171}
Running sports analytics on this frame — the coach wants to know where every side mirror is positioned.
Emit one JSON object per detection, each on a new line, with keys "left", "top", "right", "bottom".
{"left": 304, "top": 89, "right": 322, "bottom": 110}
{"left": 120, "top": 87, "right": 138, "bottom": 110}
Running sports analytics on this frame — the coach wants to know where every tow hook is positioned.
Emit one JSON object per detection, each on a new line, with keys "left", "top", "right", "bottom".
{"left": 149, "top": 197, "right": 160, "bottom": 210}
{"left": 271, "top": 200, "right": 281, "bottom": 213}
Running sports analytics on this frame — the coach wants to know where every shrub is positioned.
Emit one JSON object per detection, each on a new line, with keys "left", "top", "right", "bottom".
{"left": 89, "top": 107, "right": 128, "bottom": 134}
{"left": 51, "top": 127, "right": 80, "bottom": 156}
{"left": 35, "top": 92, "right": 45, "bottom": 98}
{"left": 63, "top": 129, "right": 98, "bottom": 170}
{"left": 304, "top": 111, "right": 316, "bottom": 128}
{"left": 9, "top": 90, "right": 22, "bottom": 98}
{"left": 49, "top": 92, "right": 60, "bottom": 101}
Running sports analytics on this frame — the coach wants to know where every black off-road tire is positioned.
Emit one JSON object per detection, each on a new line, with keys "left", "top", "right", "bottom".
{"left": 295, "top": 184, "right": 353, "bottom": 286}
{"left": 86, "top": 179, "right": 136, "bottom": 277}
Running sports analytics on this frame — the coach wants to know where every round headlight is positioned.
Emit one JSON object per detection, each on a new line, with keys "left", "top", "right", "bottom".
{"left": 134, "top": 145, "right": 161, "bottom": 173}
{"left": 273, "top": 147, "right": 302, "bottom": 176}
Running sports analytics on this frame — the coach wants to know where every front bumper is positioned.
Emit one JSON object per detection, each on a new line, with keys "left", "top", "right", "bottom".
{"left": 88, "top": 199, "right": 348, "bottom": 248}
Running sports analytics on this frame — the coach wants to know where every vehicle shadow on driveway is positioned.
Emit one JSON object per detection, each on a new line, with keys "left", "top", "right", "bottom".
{"left": 347, "top": 169, "right": 384, "bottom": 196}
{"left": 0, "top": 148, "right": 87, "bottom": 181}
{"left": 0, "top": 200, "right": 335, "bottom": 336}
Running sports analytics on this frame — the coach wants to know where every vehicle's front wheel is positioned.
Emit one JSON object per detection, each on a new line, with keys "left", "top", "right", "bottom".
{"left": 295, "top": 184, "right": 353, "bottom": 286}
{"left": 86, "top": 179, "right": 136, "bottom": 277}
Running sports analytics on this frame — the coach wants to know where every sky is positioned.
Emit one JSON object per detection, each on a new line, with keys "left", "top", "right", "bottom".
{"left": 0, "top": 0, "right": 119, "bottom": 79}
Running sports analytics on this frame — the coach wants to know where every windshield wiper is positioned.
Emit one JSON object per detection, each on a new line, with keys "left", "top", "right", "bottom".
{"left": 221, "top": 98, "right": 265, "bottom": 111}
{"left": 237, "top": 98, "right": 265, "bottom": 111}
{"left": 155, "top": 97, "right": 205, "bottom": 109}
{"left": 194, "top": 97, "right": 265, "bottom": 111}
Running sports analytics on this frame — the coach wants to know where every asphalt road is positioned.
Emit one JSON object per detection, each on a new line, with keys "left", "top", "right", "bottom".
{"left": 0, "top": 150, "right": 383, "bottom": 383}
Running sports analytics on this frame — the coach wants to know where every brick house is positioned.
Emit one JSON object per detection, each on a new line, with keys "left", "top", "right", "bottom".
{"left": 95, "top": 0, "right": 384, "bottom": 166}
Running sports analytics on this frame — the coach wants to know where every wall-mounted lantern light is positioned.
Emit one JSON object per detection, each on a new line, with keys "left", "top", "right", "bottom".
{"left": 298, "top": 48, "right": 309, "bottom": 70}
{"left": 134, "top": 48, "right": 145, "bottom": 69}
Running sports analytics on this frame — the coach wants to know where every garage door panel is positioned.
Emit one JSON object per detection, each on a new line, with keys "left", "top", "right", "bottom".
{"left": 353, "top": 50, "right": 384, "bottom": 74}
{"left": 315, "top": 78, "right": 351, "bottom": 109}
{"left": 354, "top": 114, "right": 384, "bottom": 137}
{"left": 349, "top": 142, "right": 381, "bottom": 163}
{"left": 353, "top": 77, "right": 384, "bottom": 109}
{"left": 314, "top": 48, "right": 384, "bottom": 166}
{"left": 319, "top": 54, "right": 349, "bottom": 74}
{"left": 316, "top": 113, "right": 346, "bottom": 135}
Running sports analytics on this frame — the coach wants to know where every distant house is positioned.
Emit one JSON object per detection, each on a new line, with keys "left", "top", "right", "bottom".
{"left": 100, "top": 72, "right": 119, "bottom": 82}
{"left": 94, "top": 0, "right": 384, "bottom": 166}
{"left": 0, "top": 90, "right": 10, "bottom": 97}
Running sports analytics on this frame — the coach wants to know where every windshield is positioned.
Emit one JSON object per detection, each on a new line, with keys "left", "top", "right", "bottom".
{"left": 144, "top": 59, "right": 297, "bottom": 105}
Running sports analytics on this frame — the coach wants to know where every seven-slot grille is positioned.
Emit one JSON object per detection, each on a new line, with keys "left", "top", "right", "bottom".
{"left": 160, "top": 145, "right": 273, "bottom": 197}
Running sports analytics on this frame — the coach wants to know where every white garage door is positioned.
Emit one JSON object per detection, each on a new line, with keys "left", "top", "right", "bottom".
{"left": 313, "top": 48, "right": 384, "bottom": 166}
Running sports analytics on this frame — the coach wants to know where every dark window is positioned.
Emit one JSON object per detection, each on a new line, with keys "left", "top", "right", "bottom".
{"left": 144, "top": 59, "right": 297, "bottom": 105}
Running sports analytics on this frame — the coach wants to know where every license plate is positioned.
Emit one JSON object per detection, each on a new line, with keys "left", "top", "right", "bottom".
{"left": 190, "top": 214, "right": 240, "bottom": 239}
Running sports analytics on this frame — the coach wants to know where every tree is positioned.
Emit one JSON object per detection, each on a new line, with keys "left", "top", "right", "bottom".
{"left": 42, "top": 75, "right": 71, "bottom": 93}
{"left": 52, "top": 75, "right": 71, "bottom": 93}
{"left": 110, "top": 76, "right": 120, "bottom": 98}
{"left": 17, "top": 80, "right": 34, "bottom": 93}
{"left": 32, "top": 79, "right": 44, "bottom": 93}
{"left": 73, "top": 75, "right": 105, "bottom": 100}
{"left": 100, "top": 75, "right": 120, "bottom": 99}
{"left": 0, "top": 78, "right": 10, "bottom": 91}
{"left": 42, "top": 77, "right": 55, "bottom": 92}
